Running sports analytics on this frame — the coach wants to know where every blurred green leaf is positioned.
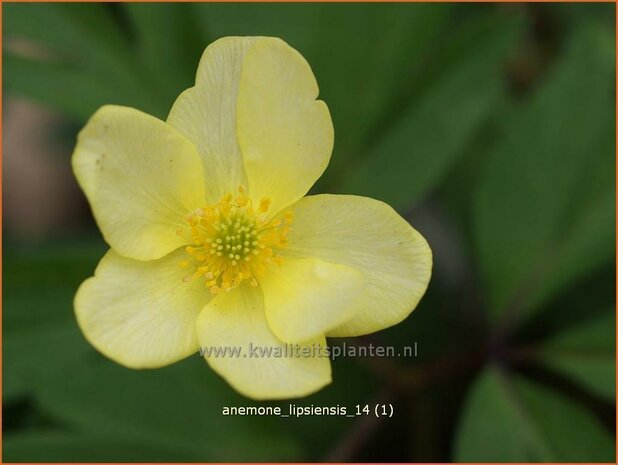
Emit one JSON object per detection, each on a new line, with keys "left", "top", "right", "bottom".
{"left": 474, "top": 23, "right": 615, "bottom": 323}
{"left": 4, "top": 241, "right": 105, "bottom": 329}
{"left": 33, "top": 357, "right": 302, "bottom": 461}
{"left": 122, "top": 3, "right": 204, "bottom": 104}
{"left": 3, "top": 241, "right": 105, "bottom": 401}
{"left": 454, "top": 366, "right": 614, "bottom": 461}
{"left": 3, "top": 373, "right": 26, "bottom": 404}
{"left": 308, "top": 4, "right": 452, "bottom": 165}
{"left": 3, "top": 431, "right": 199, "bottom": 462}
{"left": 341, "top": 12, "right": 523, "bottom": 210}
{"left": 4, "top": 3, "right": 131, "bottom": 73}
{"left": 4, "top": 324, "right": 92, "bottom": 404}
{"left": 4, "top": 53, "right": 142, "bottom": 121}
{"left": 549, "top": 3, "right": 616, "bottom": 31}
{"left": 524, "top": 129, "right": 615, "bottom": 313}
{"left": 4, "top": 51, "right": 167, "bottom": 121}
{"left": 4, "top": 3, "right": 169, "bottom": 119}
{"left": 538, "top": 311, "right": 615, "bottom": 401}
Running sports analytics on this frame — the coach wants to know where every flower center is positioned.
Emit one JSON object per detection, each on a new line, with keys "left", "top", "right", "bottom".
{"left": 180, "top": 187, "right": 292, "bottom": 294}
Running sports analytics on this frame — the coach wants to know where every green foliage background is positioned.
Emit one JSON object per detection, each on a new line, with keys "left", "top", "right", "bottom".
{"left": 3, "top": 3, "right": 616, "bottom": 462}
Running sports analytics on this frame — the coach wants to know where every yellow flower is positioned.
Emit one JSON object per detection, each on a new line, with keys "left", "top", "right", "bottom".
{"left": 72, "top": 36, "right": 432, "bottom": 400}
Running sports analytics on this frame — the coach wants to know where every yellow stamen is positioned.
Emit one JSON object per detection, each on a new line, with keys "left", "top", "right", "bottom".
{"left": 181, "top": 188, "right": 292, "bottom": 293}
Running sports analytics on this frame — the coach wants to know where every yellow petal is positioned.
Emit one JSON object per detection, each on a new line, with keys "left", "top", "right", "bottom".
{"left": 260, "top": 257, "right": 365, "bottom": 343}
{"left": 237, "top": 37, "right": 334, "bottom": 216}
{"left": 282, "top": 194, "right": 432, "bottom": 337}
{"left": 75, "top": 248, "right": 212, "bottom": 369}
{"left": 72, "top": 105, "right": 206, "bottom": 261}
{"left": 197, "top": 284, "right": 331, "bottom": 400}
{"left": 167, "top": 37, "right": 255, "bottom": 202}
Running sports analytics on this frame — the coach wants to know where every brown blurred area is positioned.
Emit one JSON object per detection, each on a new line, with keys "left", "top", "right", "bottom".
{"left": 3, "top": 97, "right": 86, "bottom": 241}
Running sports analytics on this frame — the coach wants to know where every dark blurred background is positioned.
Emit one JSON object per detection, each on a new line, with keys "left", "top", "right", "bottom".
{"left": 3, "top": 3, "right": 616, "bottom": 462}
